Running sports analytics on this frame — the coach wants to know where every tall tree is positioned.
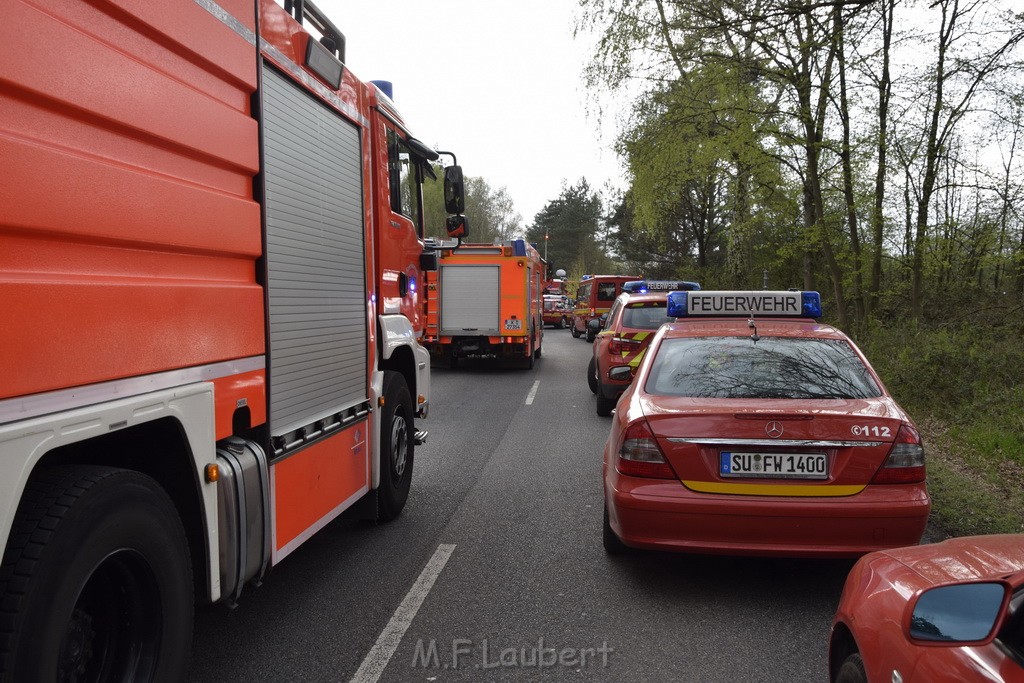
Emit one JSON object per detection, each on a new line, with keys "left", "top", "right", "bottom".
{"left": 525, "top": 180, "right": 614, "bottom": 276}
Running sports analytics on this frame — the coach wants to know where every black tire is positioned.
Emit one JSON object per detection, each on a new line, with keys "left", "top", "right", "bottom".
{"left": 603, "top": 504, "right": 629, "bottom": 555}
{"left": 587, "top": 357, "right": 599, "bottom": 394}
{"left": 596, "top": 391, "right": 616, "bottom": 417}
{"left": 533, "top": 339, "right": 542, "bottom": 359}
{"left": 835, "top": 653, "right": 867, "bottom": 683}
{"left": 571, "top": 323, "right": 581, "bottom": 339}
{"left": 378, "top": 371, "right": 414, "bottom": 521}
{"left": 586, "top": 327, "right": 596, "bottom": 343}
{"left": 449, "top": 354, "right": 460, "bottom": 370}
{"left": 0, "top": 465, "right": 193, "bottom": 682}
{"left": 557, "top": 317, "right": 565, "bottom": 330}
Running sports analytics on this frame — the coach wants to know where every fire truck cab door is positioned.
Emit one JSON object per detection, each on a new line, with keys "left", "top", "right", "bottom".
{"left": 377, "top": 119, "right": 425, "bottom": 329}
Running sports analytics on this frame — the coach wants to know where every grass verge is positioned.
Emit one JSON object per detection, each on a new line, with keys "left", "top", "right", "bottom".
{"left": 857, "top": 323, "right": 1024, "bottom": 539}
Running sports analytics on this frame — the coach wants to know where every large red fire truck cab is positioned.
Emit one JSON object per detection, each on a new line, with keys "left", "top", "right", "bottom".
{"left": 0, "top": 0, "right": 465, "bottom": 677}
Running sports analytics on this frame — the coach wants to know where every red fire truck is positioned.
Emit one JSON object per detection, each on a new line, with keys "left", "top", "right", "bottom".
{"left": 424, "top": 240, "right": 545, "bottom": 368}
{"left": 0, "top": 0, "right": 466, "bottom": 677}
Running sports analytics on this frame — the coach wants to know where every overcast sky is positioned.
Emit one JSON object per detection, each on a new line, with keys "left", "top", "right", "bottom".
{"left": 316, "top": 0, "right": 627, "bottom": 227}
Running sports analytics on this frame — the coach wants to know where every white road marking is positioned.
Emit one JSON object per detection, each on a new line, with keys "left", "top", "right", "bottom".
{"left": 350, "top": 544, "right": 456, "bottom": 683}
{"left": 525, "top": 380, "right": 541, "bottom": 405}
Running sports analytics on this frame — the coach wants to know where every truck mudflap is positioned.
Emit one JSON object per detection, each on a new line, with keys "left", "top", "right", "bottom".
{"left": 216, "top": 436, "right": 271, "bottom": 605}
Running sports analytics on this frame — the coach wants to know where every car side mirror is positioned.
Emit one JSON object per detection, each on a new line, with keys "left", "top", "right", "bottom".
{"left": 908, "top": 581, "right": 1009, "bottom": 644}
{"left": 444, "top": 165, "right": 465, "bottom": 214}
{"left": 445, "top": 214, "right": 468, "bottom": 239}
{"left": 609, "top": 366, "right": 632, "bottom": 382}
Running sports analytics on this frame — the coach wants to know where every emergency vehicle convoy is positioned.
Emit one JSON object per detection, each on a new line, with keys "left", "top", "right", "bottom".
{"left": 602, "top": 289, "right": 930, "bottom": 558}
{"left": 0, "top": 0, "right": 466, "bottom": 678}
{"left": 588, "top": 280, "right": 701, "bottom": 416}
{"left": 424, "top": 239, "right": 545, "bottom": 368}
{"left": 571, "top": 274, "right": 641, "bottom": 342}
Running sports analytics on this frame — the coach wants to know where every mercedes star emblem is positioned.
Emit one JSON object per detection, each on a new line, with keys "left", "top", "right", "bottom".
{"left": 765, "top": 421, "right": 784, "bottom": 438}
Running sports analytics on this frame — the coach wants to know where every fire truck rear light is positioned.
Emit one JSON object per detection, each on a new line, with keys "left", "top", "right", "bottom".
{"left": 617, "top": 420, "right": 676, "bottom": 479}
{"left": 872, "top": 424, "right": 926, "bottom": 484}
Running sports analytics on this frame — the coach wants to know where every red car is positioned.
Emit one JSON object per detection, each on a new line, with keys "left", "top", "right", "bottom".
{"left": 588, "top": 280, "right": 700, "bottom": 417}
{"left": 602, "top": 289, "right": 930, "bottom": 557}
{"left": 542, "top": 294, "right": 571, "bottom": 329}
{"left": 830, "top": 534, "right": 1024, "bottom": 682}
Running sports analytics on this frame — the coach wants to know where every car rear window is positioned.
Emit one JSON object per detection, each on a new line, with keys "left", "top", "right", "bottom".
{"left": 622, "top": 303, "right": 675, "bottom": 330}
{"left": 645, "top": 336, "right": 882, "bottom": 399}
{"left": 597, "top": 283, "right": 618, "bottom": 301}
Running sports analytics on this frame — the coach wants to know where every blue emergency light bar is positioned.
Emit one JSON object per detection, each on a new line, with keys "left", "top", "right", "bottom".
{"left": 621, "top": 280, "right": 702, "bottom": 294}
{"left": 666, "top": 291, "right": 822, "bottom": 319}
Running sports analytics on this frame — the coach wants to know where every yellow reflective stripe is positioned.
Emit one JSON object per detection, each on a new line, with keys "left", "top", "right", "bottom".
{"left": 628, "top": 349, "right": 646, "bottom": 367}
{"left": 680, "top": 481, "right": 865, "bottom": 497}
{"left": 597, "top": 330, "right": 614, "bottom": 338}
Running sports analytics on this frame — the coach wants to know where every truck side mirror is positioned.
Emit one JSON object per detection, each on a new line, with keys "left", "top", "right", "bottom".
{"left": 444, "top": 165, "right": 465, "bottom": 214}
{"left": 446, "top": 214, "right": 468, "bottom": 239}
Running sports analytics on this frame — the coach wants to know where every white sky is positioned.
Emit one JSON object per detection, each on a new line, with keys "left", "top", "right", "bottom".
{"left": 316, "top": 0, "right": 627, "bottom": 227}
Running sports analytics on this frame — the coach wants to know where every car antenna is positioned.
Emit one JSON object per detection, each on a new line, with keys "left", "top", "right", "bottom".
{"left": 748, "top": 318, "right": 760, "bottom": 343}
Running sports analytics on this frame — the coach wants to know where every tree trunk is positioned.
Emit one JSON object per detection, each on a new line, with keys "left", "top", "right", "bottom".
{"left": 868, "top": 0, "right": 894, "bottom": 320}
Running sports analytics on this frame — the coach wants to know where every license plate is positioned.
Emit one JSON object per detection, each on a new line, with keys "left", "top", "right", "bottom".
{"left": 504, "top": 319, "right": 522, "bottom": 330}
{"left": 720, "top": 452, "right": 827, "bottom": 479}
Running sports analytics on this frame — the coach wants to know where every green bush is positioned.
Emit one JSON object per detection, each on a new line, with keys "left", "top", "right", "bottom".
{"left": 856, "top": 323, "right": 1024, "bottom": 537}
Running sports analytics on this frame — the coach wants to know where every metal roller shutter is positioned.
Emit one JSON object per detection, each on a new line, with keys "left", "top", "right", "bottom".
{"left": 261, "top": 66, "right": 367, "bottom": 438}
{"left": 440, "top": 265, "right": 500, "bottom": 334}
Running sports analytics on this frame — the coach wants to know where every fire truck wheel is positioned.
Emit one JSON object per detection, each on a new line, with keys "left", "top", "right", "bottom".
{"left": 596, "top": 392, "right": 616, "bottom": 417}
{"left": 533, "top": 341, "right": 542, "bottom": 359}
{"left": 571, "top": 324, "right": 581, "bottom": 339}
{"left": 378, "top": 371, "right": 414, "bottom": 521}
{"left": 585, "top": 327, "right": 596, "bottom": 343}
{"left": 0, "top": 465, "right": 193, "bottom": 682}
{"left": 587, "top": 358, "right": 599, "bottom": 394}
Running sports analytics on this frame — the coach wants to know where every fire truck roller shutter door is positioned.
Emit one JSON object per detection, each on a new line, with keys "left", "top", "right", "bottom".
{"left": 261, "top": 66, "right": 369, "bottom": 440}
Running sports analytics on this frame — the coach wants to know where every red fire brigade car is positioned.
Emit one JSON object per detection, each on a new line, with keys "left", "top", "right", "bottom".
{"left": 588, "top": 280, "right": 700, "bottom": 416}
{"left": 602, "top": 290, "right": 930, "bottom": 558}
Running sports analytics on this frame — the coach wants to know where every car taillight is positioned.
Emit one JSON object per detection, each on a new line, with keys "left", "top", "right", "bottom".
{"left": 617, "top": 420, "right": 677, "bottom": 479}
{"left": 590, "top": 307, "right": 595, "bottom": 317}
{"left": 609, "top": 337, "right": 641, "bottom": 355}
{"left": 871, "top": 424, "right": 926, "bottom": 484}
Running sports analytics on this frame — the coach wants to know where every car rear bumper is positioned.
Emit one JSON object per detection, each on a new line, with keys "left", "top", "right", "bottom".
{"left": 605, "top": 472, "right": 930, "bottom": 558}
{"left": 599, "top": 378, "right": 630, "bottom": 401}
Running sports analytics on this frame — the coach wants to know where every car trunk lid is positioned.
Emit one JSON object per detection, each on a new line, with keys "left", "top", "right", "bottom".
{"left": 641, "top": 396, "right": 907, "bottom": 496}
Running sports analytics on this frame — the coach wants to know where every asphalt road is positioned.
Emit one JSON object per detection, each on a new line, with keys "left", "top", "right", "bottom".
{"left": 189, "top": 329, "right": 856, "bottom": 682}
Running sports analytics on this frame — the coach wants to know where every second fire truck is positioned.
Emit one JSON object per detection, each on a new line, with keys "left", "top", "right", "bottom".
{"left": 424, "top": 240, "right": 545, "bottom": 368}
